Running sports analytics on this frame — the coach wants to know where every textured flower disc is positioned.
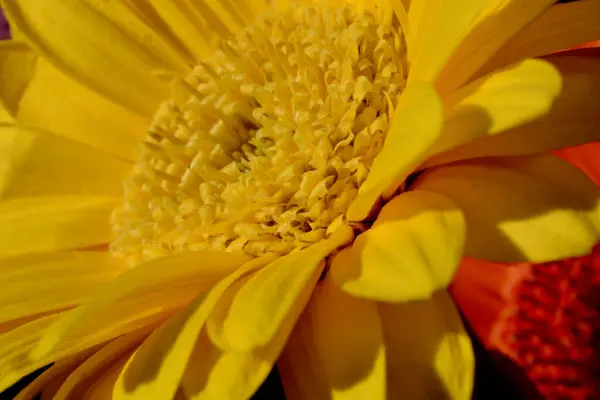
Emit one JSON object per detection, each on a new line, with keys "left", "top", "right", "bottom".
{"left": 496, "top": 246, "right": 600, "bottom": 399}
{"left": 111, "top": 3, "right": 407, "bottom": 266}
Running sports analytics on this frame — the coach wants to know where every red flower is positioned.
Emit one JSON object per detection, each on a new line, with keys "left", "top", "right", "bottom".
{"left": 452, "top": 142, "right": 600, "bottom": 399}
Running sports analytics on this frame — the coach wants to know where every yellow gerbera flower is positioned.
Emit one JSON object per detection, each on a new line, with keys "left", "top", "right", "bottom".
{"left": 1, "top": 0, "right": 600, "bottom": 399}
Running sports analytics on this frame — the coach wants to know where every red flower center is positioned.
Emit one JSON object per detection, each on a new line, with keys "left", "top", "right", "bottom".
{"left": 497, "top": 247, "right": 600, "bottom": 399}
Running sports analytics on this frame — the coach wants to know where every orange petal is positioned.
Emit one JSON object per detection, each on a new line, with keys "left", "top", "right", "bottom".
{"left": 555, "top": 142, "right": 600, "bottom": 189}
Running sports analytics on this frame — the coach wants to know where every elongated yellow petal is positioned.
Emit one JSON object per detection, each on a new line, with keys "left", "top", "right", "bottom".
{"left": 54, "top": 332, "right": 148, "bottom": 400}
{"left": 378, "top": 291, "right": 474, "bottom": 400}
{"left": 347, "top": 83, "right": 442, "bottom": 221}
{"left": 0, "top": 314, "right": 59, "bottom": 391}
{"left": 278, "top": 275, "right": 386, "bottom": 400}
{"left": 0, "top": 251, "right": 124, "bottom": 324}
{"left": 426, "top": 58, "right": 561, "bottom": 162}
{"left": 113, "top": 256, "right": 274, "bottom": 400}
{"left": 0, "top": 41, "right": 35, "bottom": 116}
{"left": 415, "top": 155, "right": 600, "bottom": 262}
{"left": 1, "top": 0, "right": 186, "bottom": 116}
{"left": 0, "top": 315, "right": 43, "bottom": 334}
{"left": 136, "top": 0, "right": 266, "bottom": 62}
{"left": 481, "top": 0, "right": 600, "bottom": 75}
{"left": 14, "top": 352, "right": 92, "bottom": 400}
{"left": 426, "top": 54, "right": 600, "bottom": 166}
{"left": 0, "top": 126, "right": 130, "bottom": 199}
{"left": 31, "top": 251, "right": 250, "bottom": 360}
{"left": 332, "top": 190, "right": 465, "bottom": 302}
{"left": 208, "top": 225, "right": 354, "bottom": 351}
{"left": 406, "top": 0, "right": 488, "bottom": 85}
{"left": 0, "top": 43, "right": 147, "bottom": 161}
{"left": 128, "top": 0, "right": 218, "bottom": 62}
{"left": 82, "top": 350, "right": 135, "bottom": 400}
{"left": 177, "top": 331, "right": 265, "bottom": 400}
{"left": 0, "top": 196, "right": 119, "bottom": 257}
{"left": 0, "top": 105, "right": 12, "bottom": 124}
{"left": 180, "top": 298, "right": 304, "bottom": 400}
{"left": 435, "top": 0, "right": 555, "bottom": 94}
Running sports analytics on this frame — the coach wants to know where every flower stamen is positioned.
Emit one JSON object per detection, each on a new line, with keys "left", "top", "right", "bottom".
{"left": 111, "top": 3, "right": 407, "bottom": 266}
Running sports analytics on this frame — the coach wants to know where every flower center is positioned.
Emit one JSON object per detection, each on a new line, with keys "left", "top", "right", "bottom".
{"left": 111, "top": 3, "right": 407, "bottom": 266}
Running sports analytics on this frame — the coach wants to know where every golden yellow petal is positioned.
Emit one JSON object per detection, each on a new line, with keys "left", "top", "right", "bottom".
{"left": 379, "top": 291, "right": 474, "bottom": 400}
{"left": 426, "top": 53, "right": 600, "bottom": 165}
{"left": 207, "top": 225, "right": 354, "bottom": 351}
{"left": 0, "top": 251, "right": 124, "bottom": 325}
{"left": 0, "top": 43, "right": 147, "bottom": 161}
{"left": 0, "top": 315, "right": 60, "bottom": 391}
{"left": 2, "top": 0, "right": 187, "bottom": 116}
{"left": 54, "top": 332, "right": 148, "bottom": 400}
{"left": 332, "top": 190, "right": 465, "bottom": 302}
{"left": 127, "top": 0, "right": 218, "bottom": 62}
{"left": 179, "top": 302, "right": 304, "bottom": 400}
{"left": 0, "top": 41, "right": 35, "bottom": 118}
{"left": 0, "top": 196, "right": 119, "bottom": 257}
{"left": 481, "top": 0, "right": 600, "bottom": 75}
{"left": 415, "top": 155, "right": 600, "bottom": 262}
{"left": 14, "top": 352, "right": 90, "bottom": 400}
{"left": 113, "top": 256, "right": 274, "bottom": 400}
{"left": 426, "top": 58, "right": 561, "bottom": 162}
{"left": 347, "top": 82, "right": 443, "bottom": 221}
{"left": 31, "top": 251, "right": 250, "bottom": 360}
{"left": 406, "top": 0, "right": 488, "bottom": 85}
{"left": 435, "top": 0, "right": 555, "bottom": 94}
{"left": 82, "top": 350, "right": 136, "bottom": 400}
{"left": 279, "top": 275, "right": 386, "bottom": 400}
{"left": 0, "top": 126, "right": 130, "bottom": 199}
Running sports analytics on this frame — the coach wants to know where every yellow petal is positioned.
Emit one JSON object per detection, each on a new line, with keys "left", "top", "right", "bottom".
{"left": 406, "top": 0, "right": 488, "bottom": 85}
{"left": 207, "top": 225, "right": 354, "bottom": 351}
{"left": 0, "top": 314, "right": 59, "bottom": 391}
{"left": 0, "top": 126, "right": 130, "bottom": 199}
{"left": 426, "top": 58, "right": 561, "bottom": 162}
{"left": 278, "top": 275, "right": 386, "bottom": 400}
{"left": 82, "top": 350, "right": 135, "bottom": 400}
{"left": 347, "top": 83, "right": 443, "bottom": 221}
{"left": 113, "top": 256, "right": 274, "bottom": 400}
{"left": 435, "top": 0, "right": 555, "bottom": 94}
{"left": 0, "top": 251, "right": 124, "bottom": 324}
{"left": 130, "top": 0, "right": 256, "bottom": 62}
{"left": 54, "top": 332, "right": 148, "bottom": 400}
{"left": 0, "top": 43, "right": 148, "bottom": 161}
{"left": 481, "top": 0, "right": 600, "bottom": 75}
{"left": 0, "top": 105, "right": 13, "bottom": 124}
{"left": 331, "top": 190, "right": 465, "bottom": 302}
{"left": 378, "top": 291, "right": 474, "bottom": 400}
{"left": 13, "top": 352, "right": 92, "bottom": 400}
{"left": 426, "top": 53, "right": 600, "bottom": 165}
{"left": 414, "top": 155, "right": 600, "bottom": 262}
{"left": 180, "top": 296, "right": 305, "bottom": 400}
{"left": 127, "top": 0, "right": 215, "bottom": 62}
{"left": 0, "top": 314, "right": 43, "bottom": 334}
{"left": 31, "top": 251, "right": 250, "bottom": 360}
{"left": 0, "top": 196, "right": 119, "bottom": 257}
{"left": 0, "top": 41, "right": 35, "bottom": 118}
{"left": 2, "top": 0, "right": 185, "bottom": 116}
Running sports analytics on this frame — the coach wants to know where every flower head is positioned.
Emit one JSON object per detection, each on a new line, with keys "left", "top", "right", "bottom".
{"left": 111, "top": 3, "right": 408, "bottom": 264}
{"left": 0, "top": 0, "right": 600, "bottom": 399}
{"left": 453, "top": 229, "right": 600, "bottom": 399}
